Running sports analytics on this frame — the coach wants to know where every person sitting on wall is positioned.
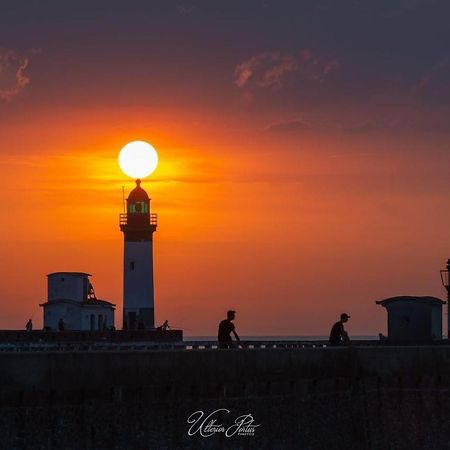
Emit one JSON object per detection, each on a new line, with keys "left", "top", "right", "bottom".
{"left": 58, "top": 318, "right": 65, "bottom": 332}
{"left": 218, "top": 310, "right": 241, "bottom": 349}
{"left": 25, "top": 319, "right": 33, "bottom": 332}
{"left": 329, "top": 313, "right": 351, "bottom": 346}
{"left": 162, "top": 320, "right": 170, "bottom": 331}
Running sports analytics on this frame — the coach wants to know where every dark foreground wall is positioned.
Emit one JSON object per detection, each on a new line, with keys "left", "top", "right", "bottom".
{"left": 1, "top": 346, "right": 450, "bottom": 450}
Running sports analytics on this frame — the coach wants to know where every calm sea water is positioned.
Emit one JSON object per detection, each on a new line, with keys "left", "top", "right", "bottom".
{"left": 184, "top": 335, "right": 378, "bottom": 341}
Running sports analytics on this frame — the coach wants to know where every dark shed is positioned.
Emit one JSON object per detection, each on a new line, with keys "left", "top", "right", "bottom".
{"left": 376, "top": 296, "right": 445, "bottom": 342}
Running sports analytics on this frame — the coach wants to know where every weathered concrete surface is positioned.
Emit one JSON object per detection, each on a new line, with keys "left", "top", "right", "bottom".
{"left": 2, "top": 346, "right": 450, "bottom": 449}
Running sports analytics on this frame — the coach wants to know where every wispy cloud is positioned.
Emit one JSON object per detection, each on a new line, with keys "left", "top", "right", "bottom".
{"left": 234, "top": 52, "right": 298, "bottom": 89}
{"left": 176, "top": 4, "right": 195, "bottom": 16}
{"left": 0, "top": 48, "right": 36, "bottom": 101}
{"left": 266, "top": 119, "right": 312, "bottom": 133}
{"left": 346, "top": 115, "right": 450, "bottom": 134}
{"left": 412, "top": 57, "right": 449, "bottom": 95}
{"left": 384, "top": 0, "right": 437, "bottom": 18}
{"left": 234, "top": 49, "right": 339, "bottom": 90}
{"left": 266, "top": 107, "right": 450, "bottom": 135}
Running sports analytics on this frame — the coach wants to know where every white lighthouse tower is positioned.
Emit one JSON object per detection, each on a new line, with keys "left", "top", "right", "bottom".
{"left": 119, "top": 179, "right": 157, "bottom": 329}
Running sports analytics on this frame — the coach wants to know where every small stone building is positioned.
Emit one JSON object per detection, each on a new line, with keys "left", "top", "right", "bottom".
{"left": 376, "top": 296, "right": 445, "bottom": 342}
{"left": 40, "top": 272, "right": 115, "bottom": 331}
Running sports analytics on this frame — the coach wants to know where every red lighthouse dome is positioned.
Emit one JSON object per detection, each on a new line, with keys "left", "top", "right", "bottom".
{"left": 127, "top": 179, "right": 150, "bottom": 215}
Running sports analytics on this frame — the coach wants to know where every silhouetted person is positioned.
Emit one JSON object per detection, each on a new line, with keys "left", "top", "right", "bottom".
{"left": 218, "top": 310, "right": 241, "bottom": 349}
{"left": 58, "top": 318, "right": 65, "bottom": 331}
{"left": 162, "top": 320, "right": 170, "bottom": 331}
{"left": 25, "top": 319, "right": 32, "bottom": 332}
{"left": 329, "top": 313, "right": 350, "bottom": 346}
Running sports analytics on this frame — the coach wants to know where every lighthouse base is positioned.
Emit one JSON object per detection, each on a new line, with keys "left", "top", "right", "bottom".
{"left": 123, "top": 307, "right": 154, "bottom": 330}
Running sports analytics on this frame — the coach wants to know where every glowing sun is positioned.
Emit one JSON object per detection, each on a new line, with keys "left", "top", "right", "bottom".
{"left": 118, "top": 140, "right": 158, "bottom": 179}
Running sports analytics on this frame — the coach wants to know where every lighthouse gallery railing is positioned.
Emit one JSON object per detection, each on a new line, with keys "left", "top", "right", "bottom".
{"left": 119, "top": 213, "right": 157, "bottom": 226}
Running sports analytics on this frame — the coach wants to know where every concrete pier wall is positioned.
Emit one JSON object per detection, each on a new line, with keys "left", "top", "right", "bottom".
{"left": 1, "top": 346, "right": 450, "bottom": 449}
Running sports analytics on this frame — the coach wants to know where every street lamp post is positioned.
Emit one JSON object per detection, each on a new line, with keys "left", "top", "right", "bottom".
{"left": 440, "top": 259, "right": 450, "bottom": 339}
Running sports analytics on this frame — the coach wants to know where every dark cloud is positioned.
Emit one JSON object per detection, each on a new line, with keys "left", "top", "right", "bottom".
{"left": 1, "top": 0, "right": 450, "bottom": 118}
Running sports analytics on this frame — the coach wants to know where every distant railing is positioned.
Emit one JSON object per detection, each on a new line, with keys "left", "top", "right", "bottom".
{"left": 0, "top": 340, "right": 390, "bottom": 353}
{"left": 0, "top": 329, "right": 181, "bottom": 343}
{"left": 119, "top": 213, "right": 157, "bottom": 226}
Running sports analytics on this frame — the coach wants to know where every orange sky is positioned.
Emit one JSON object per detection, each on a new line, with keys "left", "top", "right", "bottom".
{"left": 0, "top": 104, "right": 448, "bottom": 336}
{"left": 1, "top": 2, "right": 450, "bottom": 336}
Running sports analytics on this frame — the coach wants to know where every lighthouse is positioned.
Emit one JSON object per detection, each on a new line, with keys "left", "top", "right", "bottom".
{"left": 120, "top": 179, "right": 157, "bottom": 329}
